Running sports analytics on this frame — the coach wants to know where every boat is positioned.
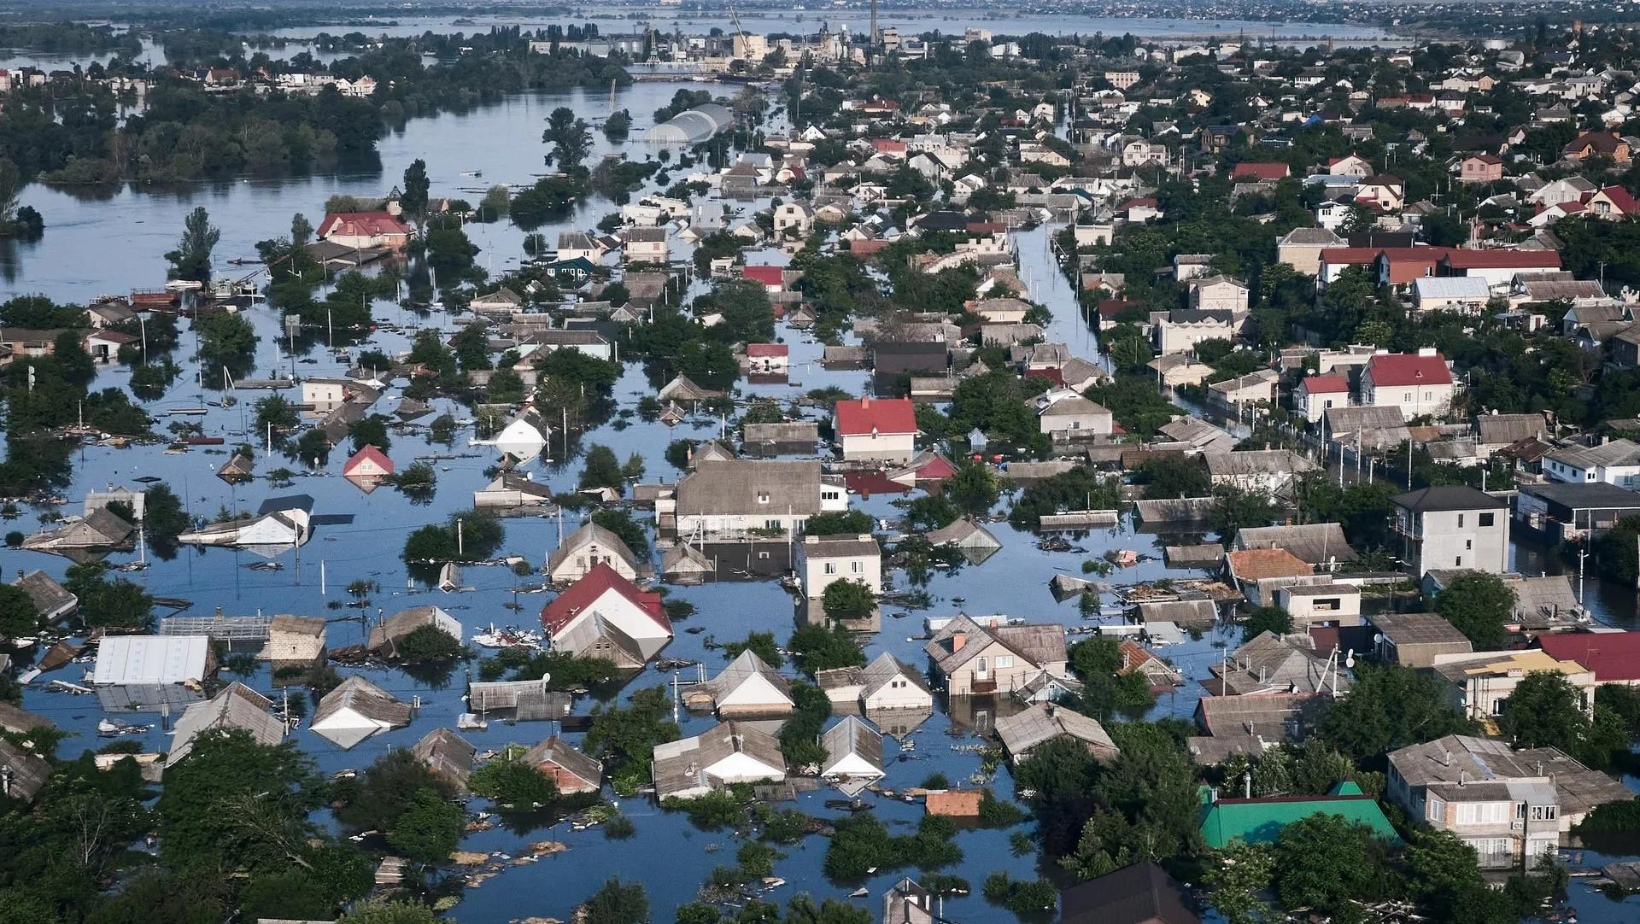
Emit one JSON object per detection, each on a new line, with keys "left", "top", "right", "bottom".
{"left": 97, "top": 718, "right": 154, "bottom": 737}
{"left": 470, "top": 624, "right": 544, "bottom": 649}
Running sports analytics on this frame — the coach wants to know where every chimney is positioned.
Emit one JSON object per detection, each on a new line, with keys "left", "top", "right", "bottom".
{"left": 951, "top": 631, "right": 966, "bottom": 651}
{"left": 860, "top": 395, "right": 871, "bottom": 407}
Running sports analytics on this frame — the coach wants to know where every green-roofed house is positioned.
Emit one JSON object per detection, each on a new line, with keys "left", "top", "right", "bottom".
{"left": 1198, "top": 781, "right": 1401, "bottom": 849}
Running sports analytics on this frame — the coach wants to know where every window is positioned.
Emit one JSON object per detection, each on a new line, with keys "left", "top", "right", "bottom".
{"left": 1428, "top": 796, "right": 1446, "bottom": 822}
{"left": 824, "top": 562, "right": 838, "bottom": 575}
{"left": 765, "top": 519, "right": 781, "bottom": 530}
{"left": 757, "top": 492, "right": 771, "bottom": 504}
{"left": 1458, "top": 514, "right": 1465, "bottom": 528}
{"left": 1529, "top": 805, "right": 1557, "bottom": 821}
{"left": 1455, "top": 555, "right": 1463, "bottom": 567}
{"left": 851, "top": 561, "right": 863, "bottom": 573}
{"left": 996, "top": 656, "right": 1014, "bottom": 669}
{"left": 1316, "top": 598, "right": 1341, "bottom": 611}
{"left": 1466, "top": 540, "right": 1473, "bottom": 550}
{"left": 757, "top": 551, "right": 770, "bottom": 560}
{"left": 1479, "top": 513, "right": 1494, "bottom": 527}
{"left": 1405, "top": 391, "right": 1414, "bottom": 402}
{"left": 976, "top": 657, "right": 989, "bottom": 677}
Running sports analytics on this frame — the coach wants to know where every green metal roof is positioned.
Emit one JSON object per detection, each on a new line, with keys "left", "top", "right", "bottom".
{"left": 1198, "top": 781, "right": 1401, "bottom": 849}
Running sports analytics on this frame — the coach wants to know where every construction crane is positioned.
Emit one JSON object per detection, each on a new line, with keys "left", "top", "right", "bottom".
{"left": 728, "top": 3, "right": 750, "bottom": 59}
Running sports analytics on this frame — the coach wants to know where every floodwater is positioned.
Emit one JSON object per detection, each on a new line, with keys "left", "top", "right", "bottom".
{"left": 1, "top": 65, "right": 1637, "bottom": 924}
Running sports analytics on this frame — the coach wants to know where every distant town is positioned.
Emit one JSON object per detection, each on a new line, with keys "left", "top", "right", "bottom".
{"left": 5, "top": 6, "right": 1640, "bottom": 924}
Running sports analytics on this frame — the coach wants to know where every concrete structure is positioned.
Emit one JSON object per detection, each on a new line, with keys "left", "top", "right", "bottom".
{"left": 1431, "top": 649, "right": 1596, "bottom": 721}
{"left": 796, "top": 533, "right": 882, "bottom": 600}
{"left": 1392, "top": 486, "right": 1510, "bottom": 576}
{"left": 1369, "top": 612, "right": 1474, "bottom": 667}
{"left": 1361, "top": 350, "right": 1455, "bottom": 420}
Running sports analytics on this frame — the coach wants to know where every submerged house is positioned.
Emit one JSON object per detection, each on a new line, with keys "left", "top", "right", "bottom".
{"left": 820, "top": 715, "right": 885, "bottom": 795}
{"left": 90, "top": 635, "right": 217, "bottom": 713}
{"left": 166, "top": 682, "right": 286, "bottom": 767}
{"left": 413, "top": 727, "right": 476, "bottom": 793}
{"left": 368, "top": 605, "right": 462, "bottom": 660}
{"left": 705, "top": 650, "right": 795, "bottom": 717}
{"left": 545, "top": 521, "right": 648, "bottom": 583}
{"left": 539, "top": 563, "right": 672, "bottom": 666}
{"left": 519, "top": 736, "right": 604, "bottom": 795}
{"left": 22, "top": 509, "right": 136, "bottom": 552}
{"left": 995, "top": 701, "right": 1120, "bottom": 765}
{"left": 177, "top": 507, "right": 310, "bottom": 552}
{"left": 651, "top": 720, "right": 787, "bottom": 800}
{"left": 14, "top": 570, "right": 78, "bottom": 624}
{"left": 925, "top": 615, "right": 1068, "bottom": 696}
{"left": 311, "top": 675, "right": 412, "bottom": 749}
{"left": 1198, "top": 781, "right": 1398, "bottom": 848}
{"left": 262, "top": 614, "right": 327, "bottom": 666}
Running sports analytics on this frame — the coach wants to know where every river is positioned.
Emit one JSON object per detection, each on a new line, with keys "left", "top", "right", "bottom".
{"left": 1, "top": 46, "right": 1637, "bottom": 924}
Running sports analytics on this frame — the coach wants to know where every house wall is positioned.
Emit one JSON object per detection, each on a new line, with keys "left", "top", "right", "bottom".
{"left": 840, "top": 431, "right": 916, "bottom": 463}
{"left": 862, "top": 678, "right": 933, "bottom": 711}
{"left": 537, "top": 760, "right": 600, "bottom": 795}
{"left": 1156, "top": 321, "right": 1234, "bottom": 355}
{"left": 937, "top": 640, "right": 1037, "bottom": 696}
{"left": 1276, "top": 589, "right": 1364, "bottom": 627}
{"left": 1402, "top": 507, "right": 1509, "bottom": 575}
{"left": 799, "top": 550, "right": 883, "bottom": 599}
{"left": 1361, "top": 373, "right": 1455, "bottom": 421}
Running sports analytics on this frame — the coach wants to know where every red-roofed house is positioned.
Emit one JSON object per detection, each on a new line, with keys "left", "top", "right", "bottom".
{"left": 1539, "top": 632, "right": 1640, "bottom": 686}
{"left": 835, "top": 396, "right": 917, "bottom": 463}
{"left": 741, "top": 264, "right": 786, "bottom": 292}
{"left": 1586, "top": 186, "right": 1640, "bottom": 220}
{"left": 1378, "top": 247, "right": 1454, "bottom": 287}
{"left": 1231, "top": 162, "right": 1290, "bottom": 182}
{"left": 539, "top": 563, "right": 671, "bottom": 667}
{"left": 1116, "top": 197, "right": 1160, "bottom": 223}
{"left": 343, "top": 445, "right": 395, "bottom": 480}
{"left": 318, "top": 212, "right": 414, "bottom": 251}
{"left": 746, "top": 343, "right": 789, "bottom": 373}
{"left": 1438, "top": 249, "right": 1561, "bottom": 288}
{"left": 1294, "top": 375, "right": 1351, "bottom": 423}
{"left": 1361, "top": 351, "right": 1454, "bottom": 420}
{"left": 870, "top": 138, "right": 907, "bottom": 155}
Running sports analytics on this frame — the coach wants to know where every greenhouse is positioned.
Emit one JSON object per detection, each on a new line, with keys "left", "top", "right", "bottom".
{"left": 642, "top": 103, "right": 735, "bottom": 145}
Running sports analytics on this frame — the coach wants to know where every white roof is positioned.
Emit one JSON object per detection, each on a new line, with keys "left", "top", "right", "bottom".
{"left": 93, "top": 635, "right": 211, "bottom": 685}
{"left": 1413, "top": 276, "right": 1492, "bottom": 299}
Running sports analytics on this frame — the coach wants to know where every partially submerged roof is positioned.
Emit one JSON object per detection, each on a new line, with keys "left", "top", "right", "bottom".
{"left": 1060, "top": 861, "right": 1201, "bottom": 924}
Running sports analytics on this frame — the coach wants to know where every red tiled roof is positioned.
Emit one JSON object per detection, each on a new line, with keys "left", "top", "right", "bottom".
{"left": 871, "top": 138, "right": 907, "bottom": 153}
{"left": 1364, "top": 352, "right": 1452, "bottom": 387}
{"left": 746, "top": 343, "right": 788, "bottom": 357}
{"left": 836, "top": 396, "right": 916, "bottom": 437}
{"left": 1465, "top": 153, "right": 1504, "bottom": 166}
{"left": 1319, "top": 247, "right": 1385, "bottom": 265}
{"left": 1298, "top": 375, "right": 1350, "bottom": 394}
{"left": 1443, "top": 249, "right": 1560, "bottom": 270}
{"left": 540, "top": 563, "right": 668, "bottom": 635}
{"left": 1595, "top": 185, "right": 1640, "bottom": 215}
{"left": 321, "top": 211, "right": 412, "bottom": 239}
{"left": 342, "top": 445, "right": 394, "bottom": 476}
{"left": 1231, "top": 162, "right": 1290, "bottom": 181}
{"left": 1117, "top": 197, "right": 1158, "bottom": 210}
{"left": 847, "top": 240, "right": 892, "bottom": 255}
{"left": 912, "top": 453, "right": 958, "bottom": 480}
{"left": 741, "top": 265, "right": 784, "bottom": 287}
{"left": 1539, "top": 632, "right": 1640, "bottom": 682}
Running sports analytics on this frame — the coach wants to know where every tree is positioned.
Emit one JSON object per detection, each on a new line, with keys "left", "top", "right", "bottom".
{"left": 1273, "top": 813, "right": 1393, "bottom": 916}
{"left": 1404, "top": 827, "right": 1486, "bottom": 912}
{"left": 1242, "top": 606, "right": 1292, "bottom": 641}
{"left": 1318, "top": 661, "right": 1477, "bottom": 765}
{"left": 1205, "top": 843, "right": 1276, "bottom": 924}
{"left": 255, "top": 395, "right": 299, "bottom": 439}
{"left": 0, "top": 583, "right": 40, "bottom": 638}
{"left": 290, "top": 213, "right": 314, "bottom": 248}
{"left": 335, "top": 749, "right": 454, "bottom": 833}
{"left": 591, "top": 508, "right": 649, "bottom": 554}
{"left": 583, "top": 877, "right": 648, "bottom": 924}
{"left": 1497, "top": 671, "right": 1592, "bottom": 751}
{"left": 349, "top": 414, "right": 391, "bottom": 453}
{"left": 1433, "top": 571, "right": 1516, "bottom": 649}
{"left": 944, "top": 462, "right": 1000, "bottom": 515}
{"left": 399, "top": 159, "right": 429, "bottom": 219}
{"left": 723, "top": 631, "right": 784, "bottom": 668}
{"left": 803, "top": 510, "right": 874, "bottom": 536}
{"left": 1207, "top": 486, "right": 1279, "bottom": 543}
{"left": 144, "top": 482, "right": 191, "bottom": 543}
{"left": 0, "top": 157, "right": 19, "bottom": 227}
{"left": 788, "top": 622, "right": 867, "bottom": 673}
{"left": 821, "top": 580, "right": 876, "bottom": 620}
{"left": 544, "top": 107, "right": 593, "bottom": 171}
{"left": 156, "top": 729, "right": 327, "bottom": 870}
{"left": 340, "top": 901, "right": 441, "bottom": 924}
{"left": 166, "top": 206, "right": 220, "bottom": 282}
{"left": 468, "top": 749, "right": 559, "bottom": 808}
{"left": 580, "top": 444, "right": 624, "bottom": 493}
{"left": 386, "top": 789, "right": 463, "bottom": 865}
{"left": 1135, "top": 455, "right": 1211, "bottom": 499}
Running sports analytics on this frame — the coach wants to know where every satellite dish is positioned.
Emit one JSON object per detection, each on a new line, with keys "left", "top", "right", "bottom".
{"left": 1373, "top": 633, "right": 1384, "bottom": 645}
{"left": 541, "top": 672, "right": 552, "bottom": 685}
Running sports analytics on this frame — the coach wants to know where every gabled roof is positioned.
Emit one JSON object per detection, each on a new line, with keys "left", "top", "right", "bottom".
{"left": 342, "top": 445, "right": 393, "bottom": 476}
{"left": 1539, "top": 631, "right": 1640, "bottom": 682}
{"left": 1060, "top": 862, "right": 1200, "bottom": 924}
{"left": 709, "top": 649, "right": 793, "bottom": 703}
{"left": 545, "top": 521, "right": 644, "bottom": 576}
{"left": 1364, "top": 352, "right": 1453, "bottom": 387}
{"left": 835, "top": 396, "right": 916, "bottom": 437}
{"left": 521, "top": 735, "right": 603, "bottom": 784}
{"left": 167, "top": 682, "right": 284, "bottom": 767}
{"left": 1225, "top": 548, "right": 1313, "bottom": 582}
{"left": 539, "top": 562, "right": 668, "bottom": 636}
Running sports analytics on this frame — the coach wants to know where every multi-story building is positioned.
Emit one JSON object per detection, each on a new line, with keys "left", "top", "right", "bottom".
{"left": 1387, "top": 735, "right": 1631, "bottom": 869}
{"left": 1391, "top": 485, "right": 1510, "bottom": 576}
{"left": 1360, "top": 350, "right": 1455, "bottom": 421}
